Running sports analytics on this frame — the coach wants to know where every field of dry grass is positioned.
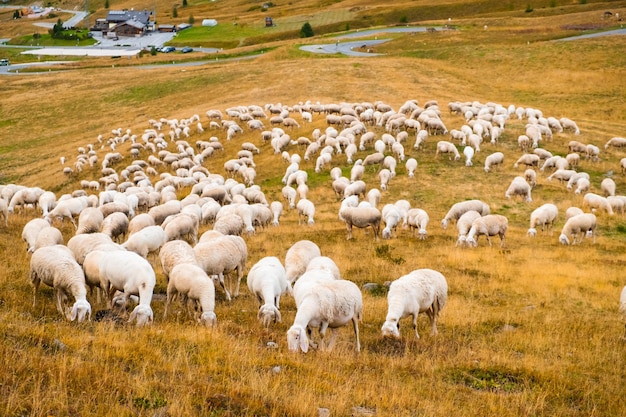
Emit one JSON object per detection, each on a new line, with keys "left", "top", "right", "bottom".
{"left": 1, "top": 1, "right": 626, "bottom": 416}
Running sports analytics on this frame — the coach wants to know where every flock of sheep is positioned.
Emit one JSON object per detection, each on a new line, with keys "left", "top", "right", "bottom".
{"left": 2, "top": 95, "right": 626, "bottom": 348}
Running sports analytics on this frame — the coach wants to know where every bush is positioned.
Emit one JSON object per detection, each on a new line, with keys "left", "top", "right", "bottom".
{"left": 300, "top": 22, "right": 314, "bottom": 38}
{"left": 525, "top": 4, "right": 533, "bottom": 12}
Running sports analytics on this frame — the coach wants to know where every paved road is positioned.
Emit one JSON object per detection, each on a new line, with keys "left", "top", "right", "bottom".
{"left": 557, "top": 27, "right": 626, "bottom": 41}
{"left": 299, "top": 26, "right": 441, "bottom": 56}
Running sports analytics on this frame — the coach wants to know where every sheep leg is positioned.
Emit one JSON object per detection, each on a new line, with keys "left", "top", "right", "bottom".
{"left": 427, "top": 307, "right": 438, "bottom": 336}
{"left": 325, "top": 328, "right": 340, "bottom": 352}
{"left": 499, "top": 233, "right": 506, "bottom": 248}
{"left": 346, "top": 223, "right": 353, "bottom": 240}
{"left": 216, "top": 273, "right": 231, "bottom": 301}
{"left": 485, "top": 234, "right": 492, "bottom": 247}
{"left": 412, "top": 314, "right": 421, "bottom": 339}
{"left": 352, "top": 316, "right": 361, "bottom": 352}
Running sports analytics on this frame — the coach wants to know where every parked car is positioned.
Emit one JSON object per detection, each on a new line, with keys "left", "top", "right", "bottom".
{"left": 0, "top": 58, "right": 9, "bottom": 66}
{"left": 181, "top": 47, "right": 193, "bottom": 53}
{"left": 161, "top": 46, "right": 176, "bottom": 53}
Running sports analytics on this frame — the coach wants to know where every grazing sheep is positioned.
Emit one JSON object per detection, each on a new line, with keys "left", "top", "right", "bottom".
{"left": 405, "top": 158, "right": 418, "bottom": 178}
{"left": 163, "top": 213, "right": 199, "bottom": 245}
{"left": 128, "top": 213, "right": 156, "bottom": 235}
{"left": 296, "top": 198, "right": 316, "bottom": 225}
{"left": 435, "top": 141, "right": 460, "bottom": 160}
{"left": 381, "top": 204, "right": 402, "bottom": 239}
{"left": 463, "top": 146, "right": 475, "bottom": 166}
{"left": 284, "top": 240, "right": 322, "bottom": 284}
{"left": 601, "top": 178, "right": 616, "bottom": 197}
{"left": 0, "top": 198, "right": 8, "bottom": 227}
{"left": 524, "top": 168, "right": 537, "bottom": 188}
{"left": 76, "top": 207, "right": 105, "bottom": 235}
{"left": 465, "top": 214, "right": 508, "bottom": 248}
{"left": 32, "top": 226, "right": 64, "bottom": 252}
{"left": 46, "top": 196, "right": 89, "bottom": 228}
{"left": 343, "top": 180, "right": 367, "bottom": 200}
{"left": 122, "top": 225, "right": 167, "bottom": 258}
{"left": 514, "top": 154, "right": 540, "bottom": 169}
{"left": 381, "top": 269, "right": 448, "bottom": 339}
{"left": 566, "top": 172, "right": 590, "bottom": 191}
{"left": 270, "top": 201, "right": 283, "bottom": 226}
{"left": 84, "top": 250, "right": 155, "bottom": 326}
{"left": 574, "top": 177, "right": 591, "bottom": 195}
{"left": 406, "top": 208, "right": 429, "bottom": 240}
{"left": 559, "top": 213, "right": 597, "bottom": 245}
{"left": 213, "top": 213, "right": 245, "bottom": 236}
{"left": 455, "top": 210, "right": 482, "bottom": 247}
{"left": 441, "top": 199, "right": 490, "bottom": 229}
{"left": 164, "top": 263, "right": 217, "bottom": 327}
{"left": 605, "top": 137, "right": 626, "bottom": 150}
{"left": 484, "top": 152, "right": 504, "bottom": 173}
{"left": 505, "top": 176, "right": 532, "bottom": 202}
{"left": 560, "top": 117, "right": 580, "bottom": 134}
{"left": 22, "top": 218, "right": 52, "bottom": 254}
{"left": 159, "top": 239, "right": 198, "bottom": 282}
{"left": 378, "top": 168, "right": 392, "bottom": 191}
{"left": 247, "top": 256, "right": 291, "bottom": 327}
{"left": 67, "top": 232, "right": 121, "bottom": 266}
{"left": 100, "top": 212, "right": 129, "bottom": 242}
{"left": 287, "top": 279, "right": 362, "bottom": 353}
{"left": 583, "top": 193, "right": 614, "bottom": 215}
{"left": 339, "top": 202, "right": 381, "bottom": 240}
{"left": 527, "top": 203, "right": 558, "bottom": 237}
{"left": 30, "top": 245, "right": 92, "bottom": 322}
{"left": 565, "top": 206, "right": 584, "bottom": 220}
{"left": 194, "top": 236, "right": 248, "bottom": 300}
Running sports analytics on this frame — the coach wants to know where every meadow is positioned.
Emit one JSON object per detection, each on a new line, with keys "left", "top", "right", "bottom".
{"left": 1, "top": 0, "right": 626, "bottom": 416}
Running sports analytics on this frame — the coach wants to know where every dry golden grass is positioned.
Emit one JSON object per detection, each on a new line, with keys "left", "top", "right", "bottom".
{"left": 1, "top": 1, "right": 626, "bottom": 416}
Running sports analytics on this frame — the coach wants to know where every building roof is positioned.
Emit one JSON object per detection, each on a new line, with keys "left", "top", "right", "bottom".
{"left": 106, "top": 10, "right": 152, "bottom": 24}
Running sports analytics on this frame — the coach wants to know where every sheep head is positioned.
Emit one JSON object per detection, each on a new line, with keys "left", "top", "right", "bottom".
{"left": 258, "top": 305, "right": 281, "bottom": 328}
{"left": 129, "top": 304, "right": 153, "bottom": 327}
{"left": 381, "top": 320, "right": 400, "bottom": 339}
{"left": 70, "top": 299, "right": 92, "bottom": 322}
{"left": 199, "top": 311, "right": 217, "bottom": 327}
{"left": 559, "top": 233, "right": 570, "bottom": 245}
{"left": 287, "top": 325, "right": 309, "bottom": 353}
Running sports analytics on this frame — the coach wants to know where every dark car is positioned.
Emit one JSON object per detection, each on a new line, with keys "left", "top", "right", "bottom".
{"left": 181, "top": 47, "right": 193, "bottom": 53}
{"left": 0, "top": 58, "right": 9, "bottom": 66}
{"left": 161, "top": 46, "right": 176, "bottom": 53}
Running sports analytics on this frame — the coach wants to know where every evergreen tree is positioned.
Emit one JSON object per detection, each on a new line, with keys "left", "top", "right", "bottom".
{"left": 182, "top": 0, "right": 188, "bottom": 7}
{"left": 300, "top": 22, "right": 314, "bottom": 38}
{"left": 172, "top": 6, "right": 178, "bottom": 18}
{"left": 189, "top": 15, "right": 195, "bottom": 25}
{"left": 105, "top": 0, "right": 109, "bottom": 9}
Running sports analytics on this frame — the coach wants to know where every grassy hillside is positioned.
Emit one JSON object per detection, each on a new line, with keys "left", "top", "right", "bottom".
{"left": 1, "top": 1, "right": 626, "bottom": 416}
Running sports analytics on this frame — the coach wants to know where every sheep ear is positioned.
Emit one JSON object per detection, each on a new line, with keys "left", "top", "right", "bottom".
{"left": 70, "top": 305, "right": 78, "bottom": 321}
{"left": 299, "top": 328, "right": 308, "bottom": 353}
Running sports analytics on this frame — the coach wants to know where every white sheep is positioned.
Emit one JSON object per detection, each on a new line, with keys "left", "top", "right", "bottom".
{"left": 46, "top": 196, "right": 89, "bottom": 228}
{"left": 565, "top": 206, "right": 584, "bottom": 220}
{"left": 164, "top": 263, "right": 217, "bottom": 327}
{"left": 213, "top": 213, "right": 245, "bottom": 236}
{"left": 32, "top": 226, "right": 64, "bottom": 252}
{"left": 67, "top": 232, "right": 121, "bottom": 266}
{"left": 560, "top": 117, "right": 580, "bottom": 134}
{"left": 284, "top": 240, "right": 322, "bottom": 284}
{"left": 559, "top": 213, "right": 597, "bottom": 245}
{"left": 159, "top": 239, "right": 198, "bottom": 282}
{"left": 381, "top": 203, "right": 402, "bottom": 239}
{"left": 246, "top": 256, "right": 291, "bottom": 327}
{"left": 484, "top": 152, "right": 504, "bottom": 173}
{"left": 296, "top": 198, "right": 315, "bottom": 225}
{"left": 601, "top": 178, "right": 616, "bottom": 197}
{"left": 463, "top": 146, "right": 475, "bottom": 167}
{"left": 381, "top": 269, "right": 448, "bottom": 339}
{"left": 100, "top": 212, "right": 129, "bottom": 242}
{"left": 282, "top": 185, "right": 297, "bottom": 209}
{"left": 583, "top": 193, "right": 614, "bottom": 215}
{"left": 76, "top": 207, "right": 105, "bottom": 235}
{"left": 406, "top": 208, "right": 429, "bottom": 240}
{"left": 505, "top": 176, "right": 532, "bottom": 202}
{"left": 366, "top": 188, "right": 381, "bottom": 209}
{"left": 194, "top": 235, "right": 247, "bottom": 300}
{"left": 465, "top": 214, "right": 508, "bottom": 248}
{"left": 513, "top": 153, "right": 540, "bottom": 169}
{"left": 435, "top": 141, "right": 460, "bottom": 160}
{"left": 339, "top": 203, "right": 381, "bottom": 240}
{"left": 405, "top": 158, "right": 418, "bottom": 178}
{"left": 270, "top": 201, "right": 283, "bottom": 226}
{"left": 547, "top": 169, "right": 577, "bottom": 184}
{"left": 527, "top": 203, "right": 558, "bottom": 237}
{"left": 343, "top": 180, "right": 367, "bottom": 199}
{"left": 441, "top": 199, "right": 490, "bottom": 229}
{"left": 22, "top": 218, "right": 52, "bottom": 253}
{"left": 287, "top": 279, "right": 362, "bottom": 353}
{"left": 122, "top": 225, "right": 167, "bottom": 258}
{"left": 0, "top": 198, "right": 8, "bottom": 227}
{"left": 128, "top": 212, "right": 156, "bottom": 235}
{"left": 605, "top": 137, "right": 626, "bottom": 150}
{"left": 378, "top": 168, "right": 392, "bottom": 191}
{"left": 84, "top": 249, "right": 155, "bottom": 326}
{"left": 30, "top": 245, "right": 91, "bottom": 322}
{"left": 455, "top": 210, "right": 482, "bottom": 247}
{"left": 163, "top": 213, "right": 199, "bottom": 244}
